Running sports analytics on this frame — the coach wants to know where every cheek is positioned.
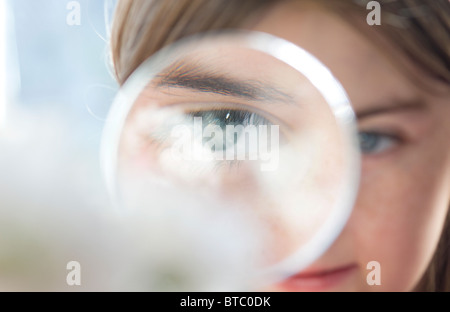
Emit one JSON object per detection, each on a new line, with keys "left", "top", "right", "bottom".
{"left": 349, "top": 153, "right": 449, "bottom": 291}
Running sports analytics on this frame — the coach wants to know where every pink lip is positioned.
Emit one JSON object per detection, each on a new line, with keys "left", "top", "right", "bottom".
{"left": 279, "top": 264, "right": 357, "bottom": 291}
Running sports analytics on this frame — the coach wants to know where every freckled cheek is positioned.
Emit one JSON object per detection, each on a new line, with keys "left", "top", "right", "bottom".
{"left": 349, "top": 169, "right": 438, "bottom": 291}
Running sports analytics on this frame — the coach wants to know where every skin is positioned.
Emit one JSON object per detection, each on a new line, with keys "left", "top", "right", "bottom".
{"left": 117, "top": 1, "right": 450, "bottom": 292}
{"left": 246, "top": 1, "right": 450, "bottom": 291}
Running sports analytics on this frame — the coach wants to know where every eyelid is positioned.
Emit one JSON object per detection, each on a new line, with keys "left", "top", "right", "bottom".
{"left": 358, "top": 126, "right": 405, "bottom": 143}
{"left": 163, "top": 101, "right": 292, "bottom": 131}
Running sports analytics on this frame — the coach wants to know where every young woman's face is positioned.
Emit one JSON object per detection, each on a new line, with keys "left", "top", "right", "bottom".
{"left": 248, "top": 2, "right": 450, "bottom": 291}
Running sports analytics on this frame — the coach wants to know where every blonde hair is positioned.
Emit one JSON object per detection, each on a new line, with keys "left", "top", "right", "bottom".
{"left": 110, "top": 0, "right": 450, "bottom": 291}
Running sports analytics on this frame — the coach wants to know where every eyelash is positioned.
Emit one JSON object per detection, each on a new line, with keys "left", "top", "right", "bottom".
{"left": 187, "top": 109, "right": 272, "bottom": 127}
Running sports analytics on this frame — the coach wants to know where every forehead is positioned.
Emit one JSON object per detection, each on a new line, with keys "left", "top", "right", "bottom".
{"left": 248, "top": 1, "right": 422, "bottom": 109}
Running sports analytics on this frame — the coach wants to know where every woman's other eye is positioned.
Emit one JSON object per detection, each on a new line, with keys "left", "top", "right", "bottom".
{"left": 358, "top": 132, "right": 399, "bottom": 155}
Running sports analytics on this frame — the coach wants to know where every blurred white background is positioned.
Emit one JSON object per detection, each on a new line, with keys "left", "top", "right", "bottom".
{"left": 0, "top": 1, "right": 256, "bottom": 291}
{"left": 0, "top": 0, "right": 120, "bottom": 290}
{"left": 1, "top": 0, "right": 118, "bottom": 202}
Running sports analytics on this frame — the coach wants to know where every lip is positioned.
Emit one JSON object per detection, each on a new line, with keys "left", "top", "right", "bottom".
{"left": 278, "top": 264, "right": 358, "bottom": 291}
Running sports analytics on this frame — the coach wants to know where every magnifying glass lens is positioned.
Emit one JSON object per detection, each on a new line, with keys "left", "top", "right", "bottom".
{"left": 102, "top": 31, "right": 360, "bottom": 290}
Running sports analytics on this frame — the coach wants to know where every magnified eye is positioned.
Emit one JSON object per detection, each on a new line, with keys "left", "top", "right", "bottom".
{"left": 187, "top": 109, "right": 274, "bottom": 153}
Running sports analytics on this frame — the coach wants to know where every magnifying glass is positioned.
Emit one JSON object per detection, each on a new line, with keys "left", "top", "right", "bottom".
{"left": 101, "top": 31, "right": 360, "bottom": 291}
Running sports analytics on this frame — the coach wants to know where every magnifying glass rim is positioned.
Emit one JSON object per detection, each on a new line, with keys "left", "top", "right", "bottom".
{"left": 100, "top": 30, "right": 361, "bottom": 286}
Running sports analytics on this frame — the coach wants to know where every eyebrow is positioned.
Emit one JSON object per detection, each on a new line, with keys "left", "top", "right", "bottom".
{"left": 356, "top": 98, "right": 427, "bottom": 119}
{"left": 154, "top": 60, "right": 293, "bottom": 103}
